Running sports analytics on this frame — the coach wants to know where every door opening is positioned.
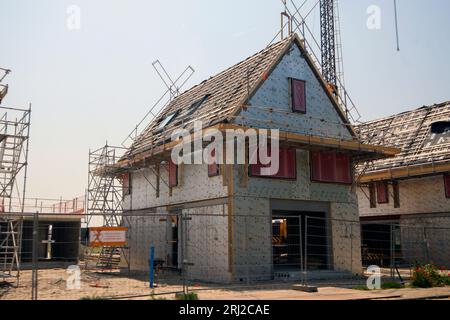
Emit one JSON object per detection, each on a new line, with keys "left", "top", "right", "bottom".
{"left": 272, "top": 211, "right": 329, "bottom": 272}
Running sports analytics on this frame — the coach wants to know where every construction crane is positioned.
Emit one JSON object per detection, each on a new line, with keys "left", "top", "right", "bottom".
{"left": 319, "top": 0, "right": 337, "bottom": 91}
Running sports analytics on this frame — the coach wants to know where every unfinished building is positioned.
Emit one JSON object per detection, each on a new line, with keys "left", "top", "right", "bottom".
{"left": 109, "top": 34, "right": 397, "bottom": 283}
{"left": 357, "top": 101, "right": 450, "bottom": 268}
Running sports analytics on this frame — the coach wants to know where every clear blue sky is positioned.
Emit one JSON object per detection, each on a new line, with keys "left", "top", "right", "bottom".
{"left": 1, "top": 0, "right": 449, "bottom": 198}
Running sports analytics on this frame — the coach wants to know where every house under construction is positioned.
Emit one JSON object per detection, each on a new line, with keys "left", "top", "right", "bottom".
{"left": 94, "top": 33, "right": 398, "bottom": 283}
{"left": 357, "top": 101, "right": 450, "bottom": 268}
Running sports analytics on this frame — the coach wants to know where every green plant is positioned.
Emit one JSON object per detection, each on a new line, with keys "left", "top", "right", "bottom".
{"left": 381, "top": 281, "right": 404, "bottom": 289}
{"left": 150, "top": 296, "right": 168, "bottom": 300}
{"left": 442, "top": 275, "right": 450, "bottom": 286}
{"left": 411, "top": 264, "right": 443, "bottom": 288}
{"left": 79, "top": 295, "right": 106, "bottom": 300}
{"left": 353, "top": 285, "right": 369, "bottom": 291}
{"left": 175, "top": 292, "right": 199, "bottom": 300}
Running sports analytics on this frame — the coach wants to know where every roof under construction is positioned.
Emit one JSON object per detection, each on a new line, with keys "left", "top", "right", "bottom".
{"left": 125, "top": 35, "right": 355, "bottom": 158}
{"left": 357, "top": 100, "right": 450, "bottom": 181}
{"left": 116, "top": 34, "right": 399, "bottom": 169}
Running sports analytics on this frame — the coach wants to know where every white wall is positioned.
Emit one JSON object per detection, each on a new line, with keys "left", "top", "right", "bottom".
{"left": 358, "top": 175, "right": 450, "bottom": 217}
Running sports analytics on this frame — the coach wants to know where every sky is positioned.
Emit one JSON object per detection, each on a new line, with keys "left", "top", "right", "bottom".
{"left": 0, "top": 0, "right": 449, "bottom": 199}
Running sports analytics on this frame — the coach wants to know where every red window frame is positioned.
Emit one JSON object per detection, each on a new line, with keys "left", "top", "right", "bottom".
{"left": 168, "top": 159, "right": 178, "bottom": 188}
{"left": 250, "top": 147, "right": 296, "bottom": 180}
{"left": 290, "top": 78, "right": 306, "bottom": 113}
{"left": 208, "top": 149, "right": 220, "bottom": 177}
{"left": 376, "top": 182, "right": 389, "bottom": 204}
{"left": 310, "top": 152, "right": 352, "bottom": 184}
{"left": 444, "top": 175, "right": 450, "bottom": 198}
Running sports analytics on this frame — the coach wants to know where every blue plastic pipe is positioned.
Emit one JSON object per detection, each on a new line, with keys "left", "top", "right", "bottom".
{"left": 149, "top": 246, "right": 155, "bottom": 288}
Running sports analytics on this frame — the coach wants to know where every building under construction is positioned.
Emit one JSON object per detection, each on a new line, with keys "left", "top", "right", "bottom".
{"left": 357, "top": 101, "right": 450, "bottom": 268}
{"left": 90, "top": 30, "right": 398, "bottom": 283}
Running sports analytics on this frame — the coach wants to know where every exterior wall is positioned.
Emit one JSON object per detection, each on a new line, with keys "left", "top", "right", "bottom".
{"left": 330, "top": 203, "right": 362, "bottom": 273}
{"left": 233, "top": 196, "right": 272, "bottom": 281}
{"left": 235, "top": 42, "right": 352, "bottom": 140}
{"left": 358, "top": 175, "right": 450, "bottom": 217}
{"left": 125, "top": 202, "right": 230, "bottom": 282}
{"left": 232, "top": 150, "right": 362, "bottom": 278}
{"left": 358, "top": 175, "right": 450, "bottom": 267}
{"left": 124, "top": 162, "right": 229, "bottom": 281}
{"left": 183, "top": 204, "right": 230, "bottom": 282}
{"left": 124, "top": 163, "right": 227, "bottom": 211}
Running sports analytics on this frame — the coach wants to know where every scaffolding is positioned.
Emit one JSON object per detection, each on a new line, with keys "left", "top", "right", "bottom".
{"left": 0, "top": 69, "right": 31, "bottom": 286}
{"left": 0, "top": 68, "right": 10, "bottom": 104}
{"left": 86, "top": 144, "right": 130, "bottom": 272}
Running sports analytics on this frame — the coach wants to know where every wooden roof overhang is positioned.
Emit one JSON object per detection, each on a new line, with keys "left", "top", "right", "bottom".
{"left": 101, "top": 124, "right": 399, "bottom": 176}
{"left": 358, "top": 159, "right": 450, "bottom": 184}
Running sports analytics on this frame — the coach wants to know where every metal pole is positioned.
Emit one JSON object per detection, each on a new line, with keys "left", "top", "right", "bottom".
{"left": 299, "top": 216, "right": 304, "bottom": 285}
{"left": 244, "top": 216, "right": 249, "bottom": 284}
{"left": 180, "top": 212, "right": 186, "bottom": 294}
{"left": 149, "top": 246, "right": 154, "bottom": 289}
{"left": 31, "top": 211, "right": 38, "bottom": 300}
{"left": 304, "top": 216, "right": 308, "bottom": 286}
{"left": 350, "top": 222, "right": 353, "bottom": 275}
{"left": 393, "top": 0, "right": 400, "bottom": 51}
{"left": 390, "top": 223, "right": 394, "bottom": 279}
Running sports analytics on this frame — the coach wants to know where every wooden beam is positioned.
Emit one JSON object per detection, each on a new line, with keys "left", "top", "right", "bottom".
{"left": 118, "top": 123, "right": 400, "bottom": 169}
{"left": 359, "top": 161, "right": 450, "bottom": 183}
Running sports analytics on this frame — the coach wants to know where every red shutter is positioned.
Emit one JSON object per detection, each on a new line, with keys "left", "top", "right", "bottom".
{"left": 311, "top": 152, "right": 322, "bottom": 181}
{"left": 168, "top": 159, "right": 178, "bottom": 188}
{"left": 335, "top": 154, "right": 352, "bottom": 183}
{"left": 311, "top": 152, "right": 352, "bottom": 184}
{"left": 444, "top": 175, "right": 450, "bottom": 198}
{"left": 249, "top": 147, "right": 295, "bottom": 179}
{"left": 376, "top": 182, "right": 389, "bottom": 204}
{"left": 274, "top": 148, "right": 296, "bottom": 179}
{"left": 291, "top": 79, "right": 306, "bottom": 113}
{"left": 208, "top": 149, "right": 219, "bottom": 177}
{"left": 321, "top": 153, "right": 336, "bottom": 182}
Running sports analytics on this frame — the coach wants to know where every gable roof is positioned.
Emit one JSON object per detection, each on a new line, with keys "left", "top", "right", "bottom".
{"left": 357, "top": 100, "right": 450, "bottom": 174}
{"left": 125, "top": 34, "right": 355, "bottom": 160}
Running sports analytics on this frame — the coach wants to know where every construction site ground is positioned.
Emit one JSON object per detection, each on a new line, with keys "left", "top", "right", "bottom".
{"left": 1, "top": 268, "right": 449, "bottom": 300}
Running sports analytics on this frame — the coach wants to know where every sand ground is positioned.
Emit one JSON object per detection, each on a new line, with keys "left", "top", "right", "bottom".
{"left": 1, "top": 268, "right": 449, "bottom": 300}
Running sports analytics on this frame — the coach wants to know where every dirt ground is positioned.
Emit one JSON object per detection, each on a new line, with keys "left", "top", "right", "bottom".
{"left": 1, "top": 268, "right": 449, "bottom": 300}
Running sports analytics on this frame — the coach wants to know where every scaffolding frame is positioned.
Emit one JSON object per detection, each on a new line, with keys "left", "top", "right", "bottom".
{"left": 0, "top": 74, "right": 31, "bottom": 285}
{"left": 87, "top": 144, "right": 129, "bottom": 227}
{"left": 86, "top": 144, "right": 131, "bottom": 272}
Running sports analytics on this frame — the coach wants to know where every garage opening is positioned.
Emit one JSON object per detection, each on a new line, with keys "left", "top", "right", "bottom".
{"left": 272, "top": 211, "right": 329, "bottom": 272}
{"left": 21, "top": 220, "right": 81, "bottom": 264}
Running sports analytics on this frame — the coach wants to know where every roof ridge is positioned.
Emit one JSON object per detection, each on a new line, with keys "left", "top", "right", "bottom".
{"left": 359, "top": 100, "right": 450, "bottom": 126}
{"left": 175, "top": 37, "right": 292, "bottom": 99}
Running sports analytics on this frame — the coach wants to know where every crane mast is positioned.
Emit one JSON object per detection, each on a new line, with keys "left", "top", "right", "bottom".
{"left": 320, "top": 0, "right": 337, "bottom": 92}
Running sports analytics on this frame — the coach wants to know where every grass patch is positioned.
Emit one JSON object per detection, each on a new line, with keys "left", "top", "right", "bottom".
{"left": 381, "top": 281, "right": 404, "bottom": 289}
{"left": 353, "top": 285, "right": 370, "bottom": 291}
{"left": 79, "top": 295, "right": 106, "bottom": 300}
{"left": 175, "top": 292, "right": 199, "bottom": 300}
{"left": 353, "top": 281, "right": 404, "bottom": 291}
